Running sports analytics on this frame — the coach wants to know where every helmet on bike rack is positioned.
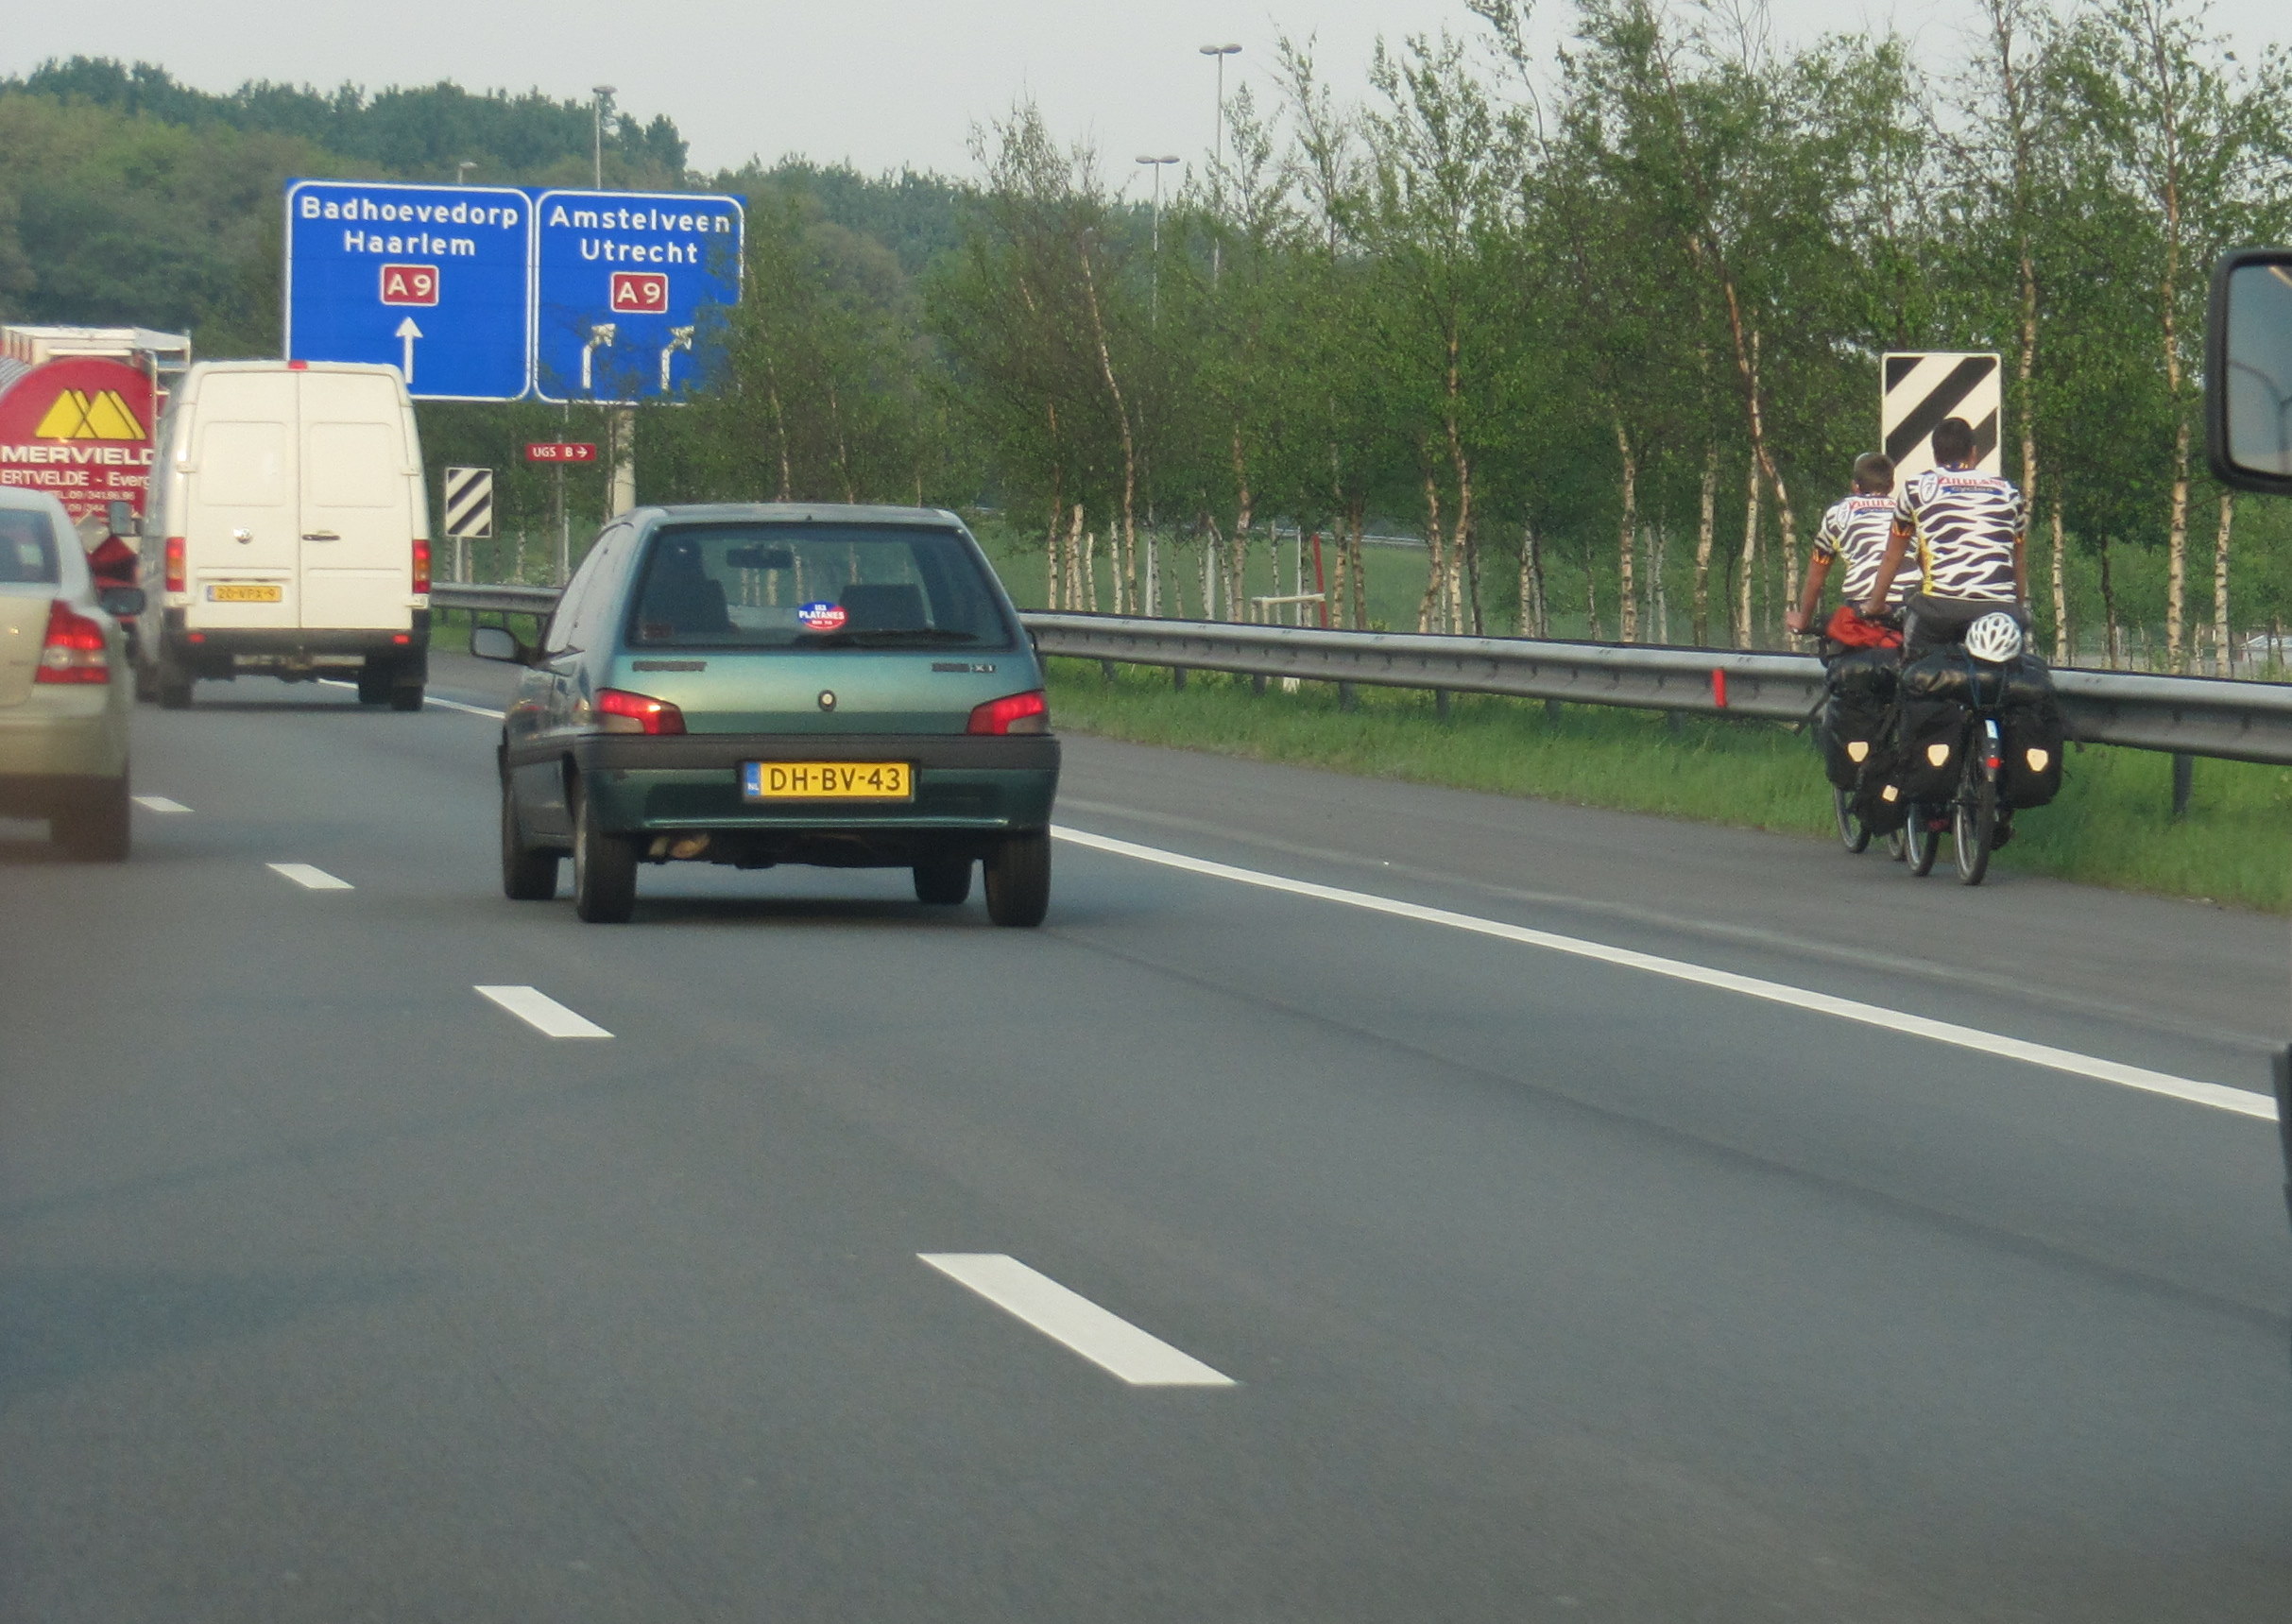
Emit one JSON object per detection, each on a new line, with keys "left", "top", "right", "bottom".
{"left": 1964, "top": 612, "right": 2024, "bottom": 664}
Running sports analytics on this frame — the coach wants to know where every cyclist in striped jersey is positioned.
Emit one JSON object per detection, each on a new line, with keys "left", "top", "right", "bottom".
{"left": 1860, "top": 416, "right": 2027, "bottom": 656}
{"left": 1786, "top": 451, "right": 1907, "bottom": 649}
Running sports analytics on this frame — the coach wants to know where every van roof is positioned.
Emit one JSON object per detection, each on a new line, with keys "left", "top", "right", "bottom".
{"left": 181, "top": 360, "right": 407, "bottom": 381}
{"left": 630, "top": 503, "right": 964, "bottom": 530}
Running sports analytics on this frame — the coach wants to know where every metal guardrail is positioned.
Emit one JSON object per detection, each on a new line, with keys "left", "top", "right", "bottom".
{"left": 429, "top": 586, "right": 2292, "bottom": 768}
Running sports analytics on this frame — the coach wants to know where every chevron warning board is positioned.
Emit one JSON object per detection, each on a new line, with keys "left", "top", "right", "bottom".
{"left": 1882, "top": 353, "right": 2002, "bottom": 478}
{"left": 442, "top": 466, "right": 494, "bottom": 539}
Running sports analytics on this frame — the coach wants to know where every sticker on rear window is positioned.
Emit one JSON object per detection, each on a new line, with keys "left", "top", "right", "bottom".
{"left": 797, "top": 601, "right": 847, "bottom": 631}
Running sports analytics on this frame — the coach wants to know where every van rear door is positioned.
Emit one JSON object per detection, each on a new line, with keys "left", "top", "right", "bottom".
{"left": 186, "top": 371, "right": 298, "bottom": 630}
{"left": 298, "top": 370, "right": 413, "bottom": 631}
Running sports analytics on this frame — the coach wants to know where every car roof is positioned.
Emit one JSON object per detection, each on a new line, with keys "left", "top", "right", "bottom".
{"left": 0, "top": 487, "right": 76, "bottom": 520}
{"left": 628, "top": 503, "right": 966, "bottom": 531}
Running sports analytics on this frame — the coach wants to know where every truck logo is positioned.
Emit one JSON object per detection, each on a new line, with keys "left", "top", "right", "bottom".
{"left": 30, "top": 388, "right": 145, "bottom": 440}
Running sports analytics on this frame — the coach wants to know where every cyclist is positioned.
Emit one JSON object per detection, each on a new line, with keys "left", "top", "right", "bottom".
{"left": 1785, "top": 452, "right": 1907, "bottom": 649}
{"left": 1859, "top": 416, "right": 2027, "bottom": 655}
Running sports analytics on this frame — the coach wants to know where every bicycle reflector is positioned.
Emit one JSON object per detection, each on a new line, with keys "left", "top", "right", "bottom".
{"left": 1846, "top": 741, "right": 1869, "bottom": 762}
{"left": 2027, "top": 747, "right": 2050, "bottom": 772}
{"left": 1926, "top": 743, "right": 1951, "bottom": 766}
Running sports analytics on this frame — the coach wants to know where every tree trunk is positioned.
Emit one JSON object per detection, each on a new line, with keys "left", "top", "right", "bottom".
{"left": 1444, "top": 330, "right": 1474, "bottom": 637}
{"left": 2212, "top": 488, "right": 2233, "bottom": 675}
{"left": 2049, "top": 504, "right": 2068, "bottom": 664}
{"left": 1231, "top": 427, "right": 1255, "bottom": 624}
{"left": 1693, "top": 445, "right": 1717, "bottom": 645}
{"left": 1614, "top": 416, "right": 1639, "bottom": 644}
{"left": 826, "top": 383, "right": 857, "bottom": 504}
{"left": 1517, "top": 515, "right": 1548, "bottom": 640}
{"left": 1066, "top": 503, "right": 1085, "bottom": 612}
{"left": 767, "top": 368, "right": 793, "bottom": 501}
{"left": 1082, "top": 529, "right": 1098, "bottom": 613}
{"left": 1347, "top": 498, "right": 1368, "bottom": 630}
{"left": 1583, "top": 538, "right": 1601, "bottom": 641}
{"left": 1652, "top": 523, "right": 1670, "bottom": 644}
{"left": 1416, "top": 464, "right": 1448, "bottom": 636}
{"left": 2097, "top": 534, "right": 2118, "bottom": 667}
{"left": 1737, "top": 451, "right": 1760, "bottom": 650}
{"left": 2164, "top": 420, "right": 2191, "bottom": 671}
{"left": 1077, "top": 246, "right": 1138, "bottom": 618}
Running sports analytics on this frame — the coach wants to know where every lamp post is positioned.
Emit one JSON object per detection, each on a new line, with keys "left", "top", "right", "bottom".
{"left": 1134, "top": 154, "right": 1179, "bottom": 321}
{"left": 1198, "top": 44, "right": 1240, "bottom": 282}
{"left": 455, "top": 160, "right": 475, "bottom": 184}
{"left": 591, "top": 85, "right": 616, "bottom": 190}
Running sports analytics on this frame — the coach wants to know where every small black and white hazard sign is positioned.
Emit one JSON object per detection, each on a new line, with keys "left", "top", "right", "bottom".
{"left": 442, "top": 466, "right": 494, "bottom": 539}
{"left": 1882, "top": 353, "right": 2002, "bottom": 477}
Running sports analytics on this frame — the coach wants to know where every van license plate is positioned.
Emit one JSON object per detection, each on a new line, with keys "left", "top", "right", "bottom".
{"left": 207, "top": 583, "right": 282, "bottom": 603}
{"left": 744, "top": 761, "right": 913, "bottom": 800}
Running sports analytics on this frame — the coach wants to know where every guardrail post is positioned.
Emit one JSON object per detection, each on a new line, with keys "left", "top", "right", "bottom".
{"left": 2170, "top": 752, "right": 2194, "bottom": 821}
{"left": 1172, "top": 666, "right": 1187, "bottom": 692}
{"left": 1338, "top": 681, "right": 1357, "bottom": 711}
{"left": 1434, "top": 688, "right": 1450, "bottom": 721}
{"left": 1251, "top": 673, "right": 1268, "bottom": 695}
{"left": 1545, "top": 699, "right": 1561, "bottom": 724}
{"left": 1101, "top": 659, "right": 1118, "bottom": 684}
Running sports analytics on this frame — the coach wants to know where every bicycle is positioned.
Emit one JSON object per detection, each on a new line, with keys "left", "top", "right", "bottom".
{"left": 1902, "top": 615, "right": 2025, "bottom": 886}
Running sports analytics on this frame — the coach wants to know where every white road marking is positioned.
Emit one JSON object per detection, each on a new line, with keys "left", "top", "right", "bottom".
{"left": 1051, "top": 826, "right": 2279, "bottom": 1125}
{"left": 267, "top": 862, "right": 353, "bottom": 890}
{"left": 918, "top": 1254, "right": 1236, "bottom": 1387}
{"left": 474, "top": 984, "right": 613, "bottom": 1039}
{"left": 426, "top": 694, "right": 505, "bottom": 719}
{"left": 131, "top": 795, "right": 191, "bottom": 813}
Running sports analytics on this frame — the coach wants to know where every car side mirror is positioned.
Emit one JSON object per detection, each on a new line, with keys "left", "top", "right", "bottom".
{"left": 98, "top": 585, "right": 146, "bottom": 619}
{"left": 470, "top": 624, "right": 529, "bottom": 664}
{"left": 2206, "top": 248, "right": 2292, "bottom": 496}
{"left": 107, "top": 500, "right": 136, "bottom": 539}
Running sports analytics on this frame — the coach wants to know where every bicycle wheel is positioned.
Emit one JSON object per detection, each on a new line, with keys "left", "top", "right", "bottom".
{"left": 1833, "top": 786, "right": 1872, "bottom": 854}
{"left": 1954, "top": 768, "right": 1997, "bottom": 886}
{"left": 1906, "top": 805, "right": 1941, "bottom": 876}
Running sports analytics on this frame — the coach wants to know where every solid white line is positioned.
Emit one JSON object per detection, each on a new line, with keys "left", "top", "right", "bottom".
{"left": 426, "top": 694, "right": 505, "bottom": 719}
{"left": 1051, "top": 825, "right": 2279, "bottom": 1124}
{"left": 131, "top": 795, "right": 191, "bottom": 813}
{"left": 473, "top": 983, "right": 613, "bottom": 1039}
{"left": 267, "top": 862, "right": 353, "bottom": 891}
{"left": 918, "top": 1254, "right": 1235, "bottom": 1387}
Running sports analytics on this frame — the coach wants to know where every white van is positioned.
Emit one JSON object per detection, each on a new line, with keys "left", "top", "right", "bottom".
{"left": 140, "top": 360, "right": 430, "bottom": 709}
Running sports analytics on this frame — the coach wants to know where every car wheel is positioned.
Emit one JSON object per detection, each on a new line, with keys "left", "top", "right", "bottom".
{"left": 984, "top": 829, "right": 1051, "bottom": 927}
{"left": 156, "top": 656, "right": 193, "bottom": 709}
{"left": 571, "top": 780, "right": 637, "bottom": 923}
{"left": 388, "top": 681, "right": 425, "bottom": 712}
{"left": 355, "top": 661, "right": 392, "bottom": 705}
{"left": 132, "top": 659, "right": 156, "bottom": 704}
{"left": 57, "top": 774, "right": 130, "bottom": 862}
{"left": 501, "top": 777, "right": 558, "bottom": 900}
{"left": 914, "top": 854, "right": 973, "bottom": 905}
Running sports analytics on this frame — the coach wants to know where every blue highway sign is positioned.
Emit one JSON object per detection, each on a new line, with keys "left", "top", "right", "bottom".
{"left": 285, "top": 180, "right": 533, "bottom": 402}
{"left": 533, "top": 191, "right": 744, "bottom": 404}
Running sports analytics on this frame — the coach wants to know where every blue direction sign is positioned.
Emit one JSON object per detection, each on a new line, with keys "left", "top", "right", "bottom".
{"left": 285, "top": 180, "right": 533, "bottom": 401}
{"left": 533, "top": 190, "right": 744, "bottom": 404}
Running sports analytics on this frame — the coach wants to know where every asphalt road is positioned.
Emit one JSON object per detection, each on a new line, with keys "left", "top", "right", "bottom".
{"left": 2, "top": 655, "right": 2286, "bottom": 1622}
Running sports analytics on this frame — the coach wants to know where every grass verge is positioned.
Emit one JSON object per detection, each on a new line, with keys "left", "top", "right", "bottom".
{"left": 1045, "top": 659, "right": 2292, "bottom": 914}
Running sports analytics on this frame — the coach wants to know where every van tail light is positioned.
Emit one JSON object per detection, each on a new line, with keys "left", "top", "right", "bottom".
{"left": 967, "top": 689, "right": 1050, "bottom": 736}
{"left": 412, "top": 538, "right": 431, "bottom": 594}
{"left": 164, "top": 536, "right": 186, "bottom": 593}
{"left": 593, "top": 688, "right": 685, "bottom": 735}
{"left": 35, "top": 599, "right": 110, "bottom": 684}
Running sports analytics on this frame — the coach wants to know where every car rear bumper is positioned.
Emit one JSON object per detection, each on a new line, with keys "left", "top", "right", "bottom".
{"left": 162, "top": 608, "right": 430, "bottom": 670}
{"left": 534, "top": 731, "right": 1060, "bottom": 835}
{"left": 0, "top": 690, "right": 128, "bottom": 788}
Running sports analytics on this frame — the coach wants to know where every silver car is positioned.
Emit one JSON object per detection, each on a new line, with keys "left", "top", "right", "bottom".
{"left": 0, "top": 489, "right": 140, "bottom": 859}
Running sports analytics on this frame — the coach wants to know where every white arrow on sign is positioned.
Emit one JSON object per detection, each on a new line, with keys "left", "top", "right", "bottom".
{"left": 395, "top": 316, "right": 423, "bottom": 385}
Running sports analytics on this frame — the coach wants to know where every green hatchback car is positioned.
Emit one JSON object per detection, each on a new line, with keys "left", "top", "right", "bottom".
{"left": 473, "top": 504, "right": 1059, "bottom": 925}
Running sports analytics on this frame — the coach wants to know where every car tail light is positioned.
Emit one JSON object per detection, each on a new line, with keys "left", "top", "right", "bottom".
{"left": 593, "top": 687, "right": 685, "bottom": 735}
{"left": 967, "top": 689, "right": 1049, "bottom": 736}
{"left": 35, "top": 599, "right": 109, "bottom": 684}
{"left": 164, "top": 536, "right": 186, "bottom": 593}
{"left": 412, "top": 538, "right": 431, "bottom": 594}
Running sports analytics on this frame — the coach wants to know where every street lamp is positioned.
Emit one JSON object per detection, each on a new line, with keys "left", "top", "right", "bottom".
{"left": 1198, "top": 44, "right": 1240, "bottom": 282}
{"left": 591, "top": 85, "right": 617, "bottom": 189}
{"left": 455, "top": 160, "right": 475, "bottom": 184}
{"left": 1135, "top": 154, "right": 1180, "bottom": 321}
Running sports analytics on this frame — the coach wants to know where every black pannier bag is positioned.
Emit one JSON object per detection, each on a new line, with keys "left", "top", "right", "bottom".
{"left": 1996, "top": 657, "right": 2065, "bottom": 809}
{"left": 1818, "top": 649, "right": 1898, "bottom": 792}
{"left": 1894, "top": 653, "right": 1971, "bottom": 803}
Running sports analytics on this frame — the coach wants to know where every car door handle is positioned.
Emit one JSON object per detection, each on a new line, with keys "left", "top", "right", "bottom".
{"left": 301, "top": 531, "right": 341, "bottom": 541}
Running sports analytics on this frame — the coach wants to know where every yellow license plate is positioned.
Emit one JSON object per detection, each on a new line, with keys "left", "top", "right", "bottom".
{"left": 744, "top": 761, "right": 913, "bottom": 800}
{"left": 207, "top": 583, "right": 282, "bottom": 603}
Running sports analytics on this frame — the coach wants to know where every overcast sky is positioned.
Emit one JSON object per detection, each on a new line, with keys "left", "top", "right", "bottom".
{"left": 7, "top": 1, "right": 2289, "bottom": 184}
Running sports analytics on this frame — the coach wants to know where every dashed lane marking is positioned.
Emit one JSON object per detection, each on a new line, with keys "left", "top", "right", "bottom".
{"left": 131, "top": 795, "right": 191, "bottom": 813}
{"left": 1051, "top": 826, "right": 2278, "bottom": 1124}
{"left": 918, "top": 1253, "right": 1237, "bottom": 1388}
{"left": 267, "top": 862, "right": 353, "bottom": 891}
{"left": 473, "top": 984, "right": 613, "bottom": 1039}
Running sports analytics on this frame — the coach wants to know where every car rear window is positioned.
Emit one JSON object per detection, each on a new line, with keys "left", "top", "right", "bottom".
{"left": 0, "top": 509, "right": 60, "bottom": 584}
{"left": 625, "top": 523, "right": 1016, "bottom": 651}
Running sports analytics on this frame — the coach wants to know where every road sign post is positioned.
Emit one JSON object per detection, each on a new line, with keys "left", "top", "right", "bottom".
{"left": 525, "top": 442, "right": 598, "bottom": 584}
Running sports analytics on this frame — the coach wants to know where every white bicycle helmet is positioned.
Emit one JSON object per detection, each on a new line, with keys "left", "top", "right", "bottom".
{"left": 1964, "top": 612, "right": 2024, "bottom": 664}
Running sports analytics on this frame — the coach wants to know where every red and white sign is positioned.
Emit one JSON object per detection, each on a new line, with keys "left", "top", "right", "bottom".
{"left": 0, "top": 355, "right": 159, "bottom": 523}
{"left": 525, "top": 441, "right": 599, "bottom": 463}
{"left": 609, "top": 271, "right": 670, "bottom": 314}
{"left": 380, "top": 264, "right": 439, "bottom": 306}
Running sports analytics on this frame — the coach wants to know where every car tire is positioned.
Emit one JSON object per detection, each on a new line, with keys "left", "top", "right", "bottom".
{"left": 355, "top": 662, "right": 392, "bottom": 705}
{"left": 914, "top": 854, "right": 973, "bottom": 905}
{"left": 388, "top": 682, "right": 425, "bottom": 712}
{"left": 572, "top": 780, "right": 637, "bottom": 923}
{"left": 58, "top": 774, "right": 130, "bottom": 862}
{"left": 156, "top": 656, "right": 194, "bottom": 709}
{"left": 501, "top": 778, "right": 558, "bottom": 901}
{"left": 132, "top": 659, "right": 156, "bottom": 704}
{"left": 984, "top": 829, "right": 1051, "bottom": 927}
